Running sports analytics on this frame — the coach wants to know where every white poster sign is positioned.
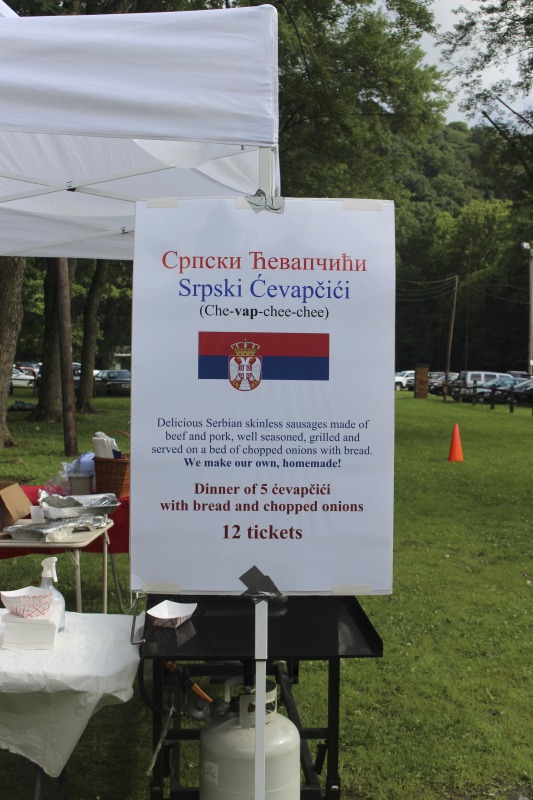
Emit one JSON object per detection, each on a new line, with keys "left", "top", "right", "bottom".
{"left": 131, "top": 198, "right": 395, "bottom": 595}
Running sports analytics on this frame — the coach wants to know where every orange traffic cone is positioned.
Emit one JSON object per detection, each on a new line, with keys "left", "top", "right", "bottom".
{"left": 448, "top": 423, "right": 464, "bottom": 462}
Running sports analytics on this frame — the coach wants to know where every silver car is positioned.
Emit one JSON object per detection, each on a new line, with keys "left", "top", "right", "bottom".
{"left": 11, "top": 367, "right": 35, "bottom": 388}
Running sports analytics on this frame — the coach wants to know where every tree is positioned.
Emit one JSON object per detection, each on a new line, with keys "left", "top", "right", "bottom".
{"left": 393, "top": 120, "right": 532, "bottom": 370}
{"left": 16, "top": 261, "right": 45, "bottom": 360}
{"left": 425, "top": 199, "right": 530, "bottom": 371}
{"left": 76, "top": 260, "right": 110, "bottom": 413}
{"left": 394, "top": 123, "right": 489, "bottom": 369}
{"left": 96, "top": 263, "right": 133, "bottom": 368}
{"left": 271, "top": 0, "right": 449, "bottom": 199}
{"left": 29, "top": 262, "right": 67, "bottom": 425}
{"left": 0, "top": 258, "right": 26, "bottom": 447}
{"left": 440, "top": 0, "right": 533, "bottom": 181}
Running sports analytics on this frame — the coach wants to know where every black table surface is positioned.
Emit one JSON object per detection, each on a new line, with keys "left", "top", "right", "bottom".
{"left": 140, "top": 594, "right": 383, "bottom": 661}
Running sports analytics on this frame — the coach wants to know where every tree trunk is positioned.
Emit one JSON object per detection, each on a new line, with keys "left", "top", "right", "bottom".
{"left": 29, "top": 263, "right": 63, "bottom": 423}
{"left": 29, "top": 259, "right": 79, "bottom": 456}
{"left": 0, "top": 257, "right": 26, "bottom": 448}
{"left": 57, "top": 257, "right": 78, "bottom": 456}
{"left": 77, "top": 259, "right": 110, "bottom": 414}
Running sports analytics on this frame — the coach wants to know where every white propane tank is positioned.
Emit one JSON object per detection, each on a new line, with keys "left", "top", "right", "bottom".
{"left": 200, "top": 682, "right": 300, "bottom": 800}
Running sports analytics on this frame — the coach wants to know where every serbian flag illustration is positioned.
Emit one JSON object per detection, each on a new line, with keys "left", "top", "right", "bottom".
{"left": 198, "top": 331, "right": 330, "bottom": 391}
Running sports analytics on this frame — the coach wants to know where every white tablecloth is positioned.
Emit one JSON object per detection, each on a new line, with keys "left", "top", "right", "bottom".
{"left": 0, "top": 610, "right": 139, "bottom": 777}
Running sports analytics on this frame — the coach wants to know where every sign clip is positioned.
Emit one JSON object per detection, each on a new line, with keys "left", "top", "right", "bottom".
{"left": 245, "top": 189, "right": 285, "bottom": 214}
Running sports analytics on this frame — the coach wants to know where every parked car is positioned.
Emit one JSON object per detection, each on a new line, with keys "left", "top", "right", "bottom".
{"left": 404, "top": 371, "right": 444, "bottom": 391}
{"left": 14, "top": 361, "right": 41, "bottom": 377}
{"left": 427, "top": 373, "right": 459, "bottom": 396}
{"left": 452, "top": 376, "right": 522, "bottom": 403}
{"left": 509, "top": 378, "right": 533, "bottom": 407}
{"left": 454, "top": 370, "right": 512, "bottom": 389}
{"left": 94, "top": 369, "right": 131, "bottom": 396}
{"left": 407, "top": 370, "right": 456, "bottom": 393}
{"left": 394, "top": 370, "right": 415, "bottom": 391}
{"left": 11, "top": 367, "right": 35, "bottom": 389}
{"left": 487, "top": 378, "right": 533, "bottom": 406}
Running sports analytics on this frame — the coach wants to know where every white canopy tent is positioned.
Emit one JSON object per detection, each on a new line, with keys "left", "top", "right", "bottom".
{"left": 0, "top": 4, "right": 279, "bottom": 259}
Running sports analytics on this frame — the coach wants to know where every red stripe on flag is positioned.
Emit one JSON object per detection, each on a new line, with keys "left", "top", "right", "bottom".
{"left": 198, "top": 332, "right": 329, "bottom": 357}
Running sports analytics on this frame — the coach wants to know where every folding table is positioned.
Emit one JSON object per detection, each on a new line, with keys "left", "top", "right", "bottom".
{"left": 0, "top": 521, "right": 113, "bottom": 613}
{"left": 0, "top": 610, "right": 140, "bottom": 799}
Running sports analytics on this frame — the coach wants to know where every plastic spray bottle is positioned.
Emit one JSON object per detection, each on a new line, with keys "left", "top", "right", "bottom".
{"left": 40, "top": 557, "right": 66, "bottom": 631}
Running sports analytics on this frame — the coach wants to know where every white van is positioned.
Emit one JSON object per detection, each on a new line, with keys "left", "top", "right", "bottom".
{"left": 456, "top": 370, "right": 512, "bottom": 388}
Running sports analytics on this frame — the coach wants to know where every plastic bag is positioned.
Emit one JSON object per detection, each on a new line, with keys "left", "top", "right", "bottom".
{"left": 43, "top": 452, "right": 95, "bottom": 496}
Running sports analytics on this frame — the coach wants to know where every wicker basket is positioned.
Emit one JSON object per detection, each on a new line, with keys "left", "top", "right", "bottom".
{"left": 94, "top": 455, "right": 130, "bottom": 498}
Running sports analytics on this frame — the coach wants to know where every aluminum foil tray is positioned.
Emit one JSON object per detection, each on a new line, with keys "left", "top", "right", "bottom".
{"left": 42, "top": 493, "right": 120, "bottom": 519}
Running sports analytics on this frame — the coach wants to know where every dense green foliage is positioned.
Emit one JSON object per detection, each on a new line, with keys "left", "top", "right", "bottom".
{"left": 273, "top": 0, "right": 446, "bottom": 199}
{"left": 441, "top": 0, "right": 532, "bottom": 124}
{"left": 17, "top": 259, "right": 133, "bottom": 370}
{"left": 439, "top": 0, "right": 533, "bottom": 228}
{"left": 394, "top": 119, "right": 531, "bottom": 370}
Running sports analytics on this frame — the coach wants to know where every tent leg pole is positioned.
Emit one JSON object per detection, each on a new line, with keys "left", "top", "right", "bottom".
{"left": 259, "top": 147, "right": 275, "bottom": 196}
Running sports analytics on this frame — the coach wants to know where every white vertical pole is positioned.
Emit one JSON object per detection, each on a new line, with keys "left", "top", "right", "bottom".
{"left": 254, "top": 599, "right": 268, "bottom": 800}
{"left": 259, "top": 147, "right": 275, "bottom": 197}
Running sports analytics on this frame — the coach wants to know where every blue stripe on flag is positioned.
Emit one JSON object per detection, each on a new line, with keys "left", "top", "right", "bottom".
{"left": 198, "top": 355, "right": 329, "bottom": 381}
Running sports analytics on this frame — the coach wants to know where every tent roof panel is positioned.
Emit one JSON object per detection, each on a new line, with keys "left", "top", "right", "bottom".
{"left": 0, "top": 6, "right": 279, "bottom": 258}
{"left": 0, "top": 7, "right": 278, "bottom": 146}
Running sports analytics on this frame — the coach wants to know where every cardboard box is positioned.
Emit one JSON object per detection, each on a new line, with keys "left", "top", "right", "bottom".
{"left": 0, "top": 482, "right": 32, "bottom": 530}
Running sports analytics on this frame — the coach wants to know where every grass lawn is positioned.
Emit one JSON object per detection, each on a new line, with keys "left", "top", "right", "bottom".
{"left": 0, "top": 389, "right": 531, "bottom": 799}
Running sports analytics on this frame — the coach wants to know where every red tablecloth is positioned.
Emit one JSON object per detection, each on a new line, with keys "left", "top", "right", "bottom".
{"left": 0, "top": 486, "right": 130, "bottom": 559}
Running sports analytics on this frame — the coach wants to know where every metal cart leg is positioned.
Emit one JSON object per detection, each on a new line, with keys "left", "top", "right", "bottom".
{"left": 31, "top": 766, "right": 44, "bottom": 800}
{"left": 326, "top": 658, "right": 341, "bottom": 800}
{"left": 31, "top": 765, "right": 68, "bottom": 800}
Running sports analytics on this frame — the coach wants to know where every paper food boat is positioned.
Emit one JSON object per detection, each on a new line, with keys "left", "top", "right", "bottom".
{"left": 147, "top": 600, "right": 197, "bottom": 629}
{"left": 1, "top": 586, "right": 54, "bottom": 618}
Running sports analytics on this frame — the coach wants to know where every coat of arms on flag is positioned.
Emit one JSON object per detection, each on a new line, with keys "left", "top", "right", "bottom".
{"left": 198, "top": 332, "right": 329, "bottom": 390}
{"left": 229, "top": 339, "right": 262, "bottom": 391}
